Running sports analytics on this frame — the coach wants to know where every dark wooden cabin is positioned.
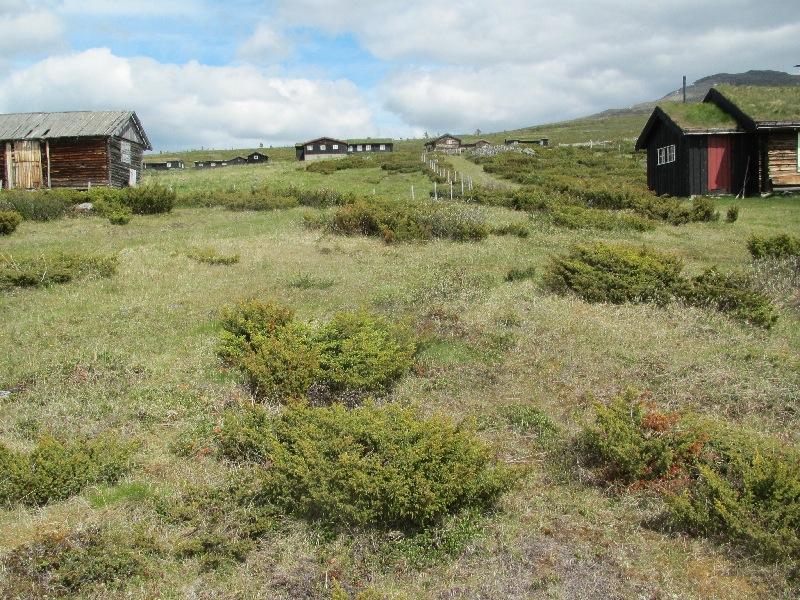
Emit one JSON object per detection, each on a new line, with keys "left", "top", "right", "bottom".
{"left": 346, "top": 139, "right": 394, "bottom": 153}
{"left": 247, "top": 151, "right": 269, "bottom": 164}
{"left": 144, "top": 159, "right": 184, "bottom": 171}
{"left": 0, "top": 111, "right": 151, "bottom": 189}
{"left": 194, "top": 159, "right": 230, "bottom": 169}
{"left": 462, "top": 139, "right": 492, "bottom": 149}
{"left": 295, "top": 137, "right": 348, "bottom": 161}
{"left": 228, "top": 156, "right": 248, "bottom": 166}
{"left": 636, "top": 85, "right": 800, "bottom": 196}
{"left": 424, "top": 134, "right": 462, "bottom": 153}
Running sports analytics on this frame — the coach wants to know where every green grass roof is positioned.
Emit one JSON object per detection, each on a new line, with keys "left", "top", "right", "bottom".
{"left": 714, "top": 84, "right": 800, "bottom": 123}
{"left": 346, "top": 138, "right": 393, "bottom": 145}
{"left": 659, "top": 102, "right": 738, "bottom": 131}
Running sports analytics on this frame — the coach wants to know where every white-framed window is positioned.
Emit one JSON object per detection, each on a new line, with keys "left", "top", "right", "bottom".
{"left": 253, "top": 155, "right": 259, "bottom": 160}
{"left": 357, "top": 145, "right": 363, "bottom": 151}
{"left": 379, "top": 144, "right": 386, "bottom": 150}
{"left": 306, "top": 145, "right": 313, "bottom": 151}
{"left": 366, "top": 144, "right": 372, "bottom": 151}
{"left": 349, "top": 145, "right": 354, "bottom": 151}
{"left": 120, "top": 141, "right": 131, "bottom": 164}
{"left": 656, "top": 144, "right": 676, "bottom": 166}
{"left": 166, "top": 162, "right": 172, "bottom": 168}
{"left": 211, "top": 162, "right": 216, "bottom": 166}
{"left": 320, "top": 144, "right": 326, "bottom": 151}
{"left": 332, "top": 144, "right": 338, "bottom": 150}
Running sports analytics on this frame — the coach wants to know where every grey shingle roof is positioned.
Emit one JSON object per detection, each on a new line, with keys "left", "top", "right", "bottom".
{"left": 0, "top": 111, "right": 151, "bottom": 149}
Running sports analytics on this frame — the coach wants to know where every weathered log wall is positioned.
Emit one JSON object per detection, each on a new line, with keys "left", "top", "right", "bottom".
{"left": 48, "top": 137, "right": 109, "bottom": 188}
{"left": 767, "top": 131, "right": 800, "bottom": 186}
{"left": 108, "top": 136, "right": 144, "bottom": 187}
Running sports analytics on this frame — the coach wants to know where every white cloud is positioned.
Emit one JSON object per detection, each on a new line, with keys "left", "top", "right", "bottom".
{"left": 238, "top": 22, "right": 294, "bottom": 63}
{"left": 273, "top": 0, "right": 800, "bottom": 131}
{"left": 0, "top": 48, "right": 377, "bottom": 149}
{"left": 0, "top": 6, "right": 64, "bottom": 58}
{"left": 57, "top": 0, "right": 202, "bottom": 16}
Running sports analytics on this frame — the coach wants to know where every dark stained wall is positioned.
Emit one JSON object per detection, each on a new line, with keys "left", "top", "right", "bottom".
{"left": 296, "top": 138, "right": 348, "bottom": 160}
{"left": 645, "top": 121, "right": 691, "bottom": 196}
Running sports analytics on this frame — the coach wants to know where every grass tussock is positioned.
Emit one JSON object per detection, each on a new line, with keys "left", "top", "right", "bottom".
{"left": 0, "top": 209, "right": 22, "bottom": 234}
{"left": 186, "top": 246, "right": 240, "bottom": 265}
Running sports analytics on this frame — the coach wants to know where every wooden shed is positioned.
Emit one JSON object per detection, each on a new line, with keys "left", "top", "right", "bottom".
{"left": 346, "top": 139, "right": 394, "bottom": 154}
{"left": 247, "top": 151, "right": 269, "bottom": 164}
{"left": 636, "top": 85, "right": 800, "bottom": 196}
{"left": 0, "top": 111, "right": 151, "bottom": 189}
{"left": 144, "top": 159, "right": 184, "bottom": 171}
{"left": 295, "top": 137, "right": 348, "bottom": 161}
{"left": 424, "top": 134, "right": 462, "bottom": 153}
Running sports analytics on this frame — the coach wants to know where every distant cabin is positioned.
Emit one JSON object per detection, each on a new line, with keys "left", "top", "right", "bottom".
{"left": 144, "top": 159, "right": 184, "bottom": 171}
{"left": 462, "top": 139, "right": 492, "bottom": 149}
{"left": 228, "top": 156, "right": 248, "bottom": 166}
{"left": 194, "top": 159, "right": 229, "bottom": 169}
{"left": 347, "top": 139, "right": 394, "bottom": 153}
{"left": 636, "top": 85, "right": 800, "bottom": 196}
{"left": 295, "top": 137, "right": 348, "bottom": 161}
{"left": 424, "top": 134, "right": 462, "bottom": 153}
{"left": 247, "top": 151, "right": 269, "bottom": 164}
{"left": 504, "top": 138, "right": 549, "bottom": 147}
{"left": 0, "top": 110, "right": 151, "bottom": 189}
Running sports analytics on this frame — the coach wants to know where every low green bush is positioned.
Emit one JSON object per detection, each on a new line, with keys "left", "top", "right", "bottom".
{"left": 218, "top": 299, "right": 417, "bottom": 402}
{"left": 187, "top": 246, "right": 240, "bottom": 265}
{"left": 582, "top": 391, "right": 704, "bottom": 484}
{"left": 224, "top": 188, "right": 299, "bottom": 211}
{"left": 0, "top": 435, "right": 135, "bottom": 506}
{"left": 667, "top": 431, "right": 800, "bottom": 563}
{"left": 0, "top": 526, "right": 158, "bottom": 597}
{"left": 305, "top": 155, "right": 374, "bottom": 174}
{"left": 0, "top": 251, "right": 117, "bottom": 291}
{"left": 726, "top": 205, "right": 739, "bottom": 223}
{"left": 91, "top": 190, "right": 133, "bottom": 224}
{"left": 549, "top": 204, "right": 655, "bottom": 232}
{"left": 216, "top": 402, "right": 515, "bottom": 531}
{"left": 678, "top": 267, "right": 778, "bottom": 329}
{"left": 294, "top": 187, "right": 348, "bottom": 208}
{"left": 121, "top": 183, "right": 175, "bottom": 214}
{"left": 328, "top": 198, "right": 487, "bottom": 243}
{"left": 505, "top": 265, "right": 537, "bottom": 282}
{"left": 0, "top": 189, "right": 79, "bottom": 221}
{"left": 543, "top": 242, "right": 683, "bottom": 305}
{"left": 583, "top": 393, "right": 800, "bottom": 565}
{"left": 0, "top": 210, "right": 22, "bottom": 234}
{"left": 747, "top": 233, "right": 800, "bottom": 259}
{"left": 490, "top": 222, "right": 529, "bottom": 238}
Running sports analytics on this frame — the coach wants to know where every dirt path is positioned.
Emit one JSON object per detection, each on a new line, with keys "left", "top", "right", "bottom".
{"left": 443, "top": 154, "right": 521, "bottom": 189}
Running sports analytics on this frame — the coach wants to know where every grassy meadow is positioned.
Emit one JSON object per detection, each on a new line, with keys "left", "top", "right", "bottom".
{"left": 1, "top": 130, "right": 799, "bottom": 599}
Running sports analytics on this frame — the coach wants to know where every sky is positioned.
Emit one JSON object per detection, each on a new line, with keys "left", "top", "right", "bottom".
{"left": 0, "top": 1, "right": 797, "bottom": 151}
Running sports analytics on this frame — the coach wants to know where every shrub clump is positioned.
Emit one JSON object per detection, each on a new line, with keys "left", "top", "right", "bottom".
{"left": 747, "top": 233, "right": 800, "bottom": 259}
{"left": 0, "top": 189, "right": 80, "bottom": 221}
{"left": 677, "top": 267, "right": 778, "bottom": 329}
{"left": 187, "top": 246, "right": 240, "bottom": 265}
{"left": 544, "top": 242, "right": 683, "bottom": 305}
{"left": 726, "top": 205, "right": 739, "bottom": 223}
{"left": 583, "top": 392, "right": 800, "bottom": 565}
{"left": 322, "top": 198, "right": 488, "bottom": 243}
{"left": 545, "top": 242, "right": 779, "bottom": 328}
{"left": 505, "top": 265, "right": 537, "bottom": 282}
{"left": 0, "top": 251, "right": 117, "bottom": 291}
{"left": 549, "top": 205, "right": 656, "bottom": 232}
{"left": 0, "top": 435, "right": 135, "bottom": 507}
{"left": 0, "top": 526, "right": 158, "bottom": 598}
{"left": 0, "top": 210, "right": 22, "bottom": 235}
{"left": 218, "top": 299, "right": 417, "bottom": 402}
{"left": 121, "top": 183, "right": 175, "bottom": 214}
{"left": 216, "top": 402, "right": 515, "bottom": 531}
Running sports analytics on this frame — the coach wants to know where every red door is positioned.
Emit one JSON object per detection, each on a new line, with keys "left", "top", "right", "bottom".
{"left": 707, "top": 136, "right": 732, "bottom": 192}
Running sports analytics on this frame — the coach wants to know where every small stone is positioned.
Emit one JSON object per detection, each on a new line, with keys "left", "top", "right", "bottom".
{"left": 74, "top": 202, "right": 94, "bottom": 213}
{"left": 0, "top": 390, "right": 11, "bottom": 399}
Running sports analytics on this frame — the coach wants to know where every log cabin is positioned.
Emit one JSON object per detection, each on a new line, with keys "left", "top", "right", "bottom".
{"left": 636, "top": 85, "right": 800, "bottom": 196}
{"left": 424, "top": 134, "right": 462, "bottom": 153}
{"left": 0, "top": 111, "right": 151, "bottom": 189}
{"left": 247, "top": 151, "right": 269, "bottom": 164}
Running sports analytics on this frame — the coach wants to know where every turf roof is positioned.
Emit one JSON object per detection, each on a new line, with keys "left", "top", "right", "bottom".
{"left": 713, "top": 84, "right": 800, "bottom": 124}
{"left": 658, "top": 102, "right": 738, "bottom": 131}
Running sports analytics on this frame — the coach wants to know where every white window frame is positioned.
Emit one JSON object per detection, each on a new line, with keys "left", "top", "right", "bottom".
{"left": 332, "top": 144, "right": 338, "bottom": 150}
{"left": 166, "top": 162, "right": 172, "bottom": 168}
{"left": 252, "top": 155, "right": 259, "bottom": 160}
{"left": 306, "top": 145, "right": 313, "bottom": 151}
{"left": 366, "top": 144, "right": 372, "bottom": 151}
{"left": 379, "top": 144, "right": 386, "bottom": 151}
{"left": 656, "top": 144, "right": 676, "bottom": 166}
{"left": 349, "top": 145, "right": 354, "bottom": 151}
{"left": 320, "top": 144, "right": 326, "bottom": 151}
{"left": 211, "top": 162, "right": 216, "bottom": 167}
{"left": 357, "top": 145, "right": 363, "bottom": 151}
